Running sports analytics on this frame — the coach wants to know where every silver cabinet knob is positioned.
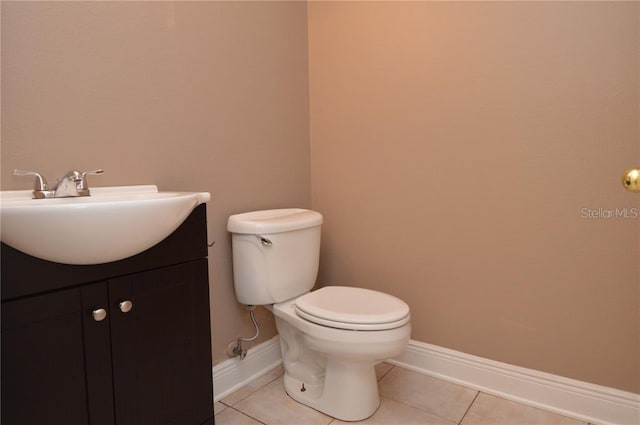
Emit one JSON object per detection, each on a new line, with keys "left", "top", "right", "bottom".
{"left": 119, "top": 300, "right": 133, "bottom": 313}
{"left": 92, "top": 308, "right": 107, "bottom": 322}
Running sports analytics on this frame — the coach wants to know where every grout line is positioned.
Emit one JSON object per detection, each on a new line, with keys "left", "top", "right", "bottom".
{"left": 213, "top": 401, "right": 228, "bottom": 417}
{"left": 457, "top": 391, "right": 480, "bottom": 425}
{"left": 377, "top": 394, "right": 453, "bottom": 424}
{"left": 230, "top": 406, "right": 268, "bottom": 425}
{"left": 377, "top": 363, "right": 395, "bottom": 381}
{"left": 216, "top": 400, "right": 229, "bottom": 408}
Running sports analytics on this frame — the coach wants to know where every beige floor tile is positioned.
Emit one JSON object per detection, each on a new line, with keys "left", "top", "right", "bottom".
{"left": 222, "top": 365, "right": 285, "bottom": 406}
{"left": 215, "top": 407, "right": 264, "bottom": 425}
{"left": 378, "top": 367, "right": 478, "bottom": 423}
{"left": 234, "top": 376, "right": 333, "bottom": 425}
{"left": 375, "top": 362, "right": 394, "bottom": 381}
{"left": 331, "top": 396, "right": 457, "bottom": 425}
{"left": 461, "top": 393, "right": 587, "bottom": 425}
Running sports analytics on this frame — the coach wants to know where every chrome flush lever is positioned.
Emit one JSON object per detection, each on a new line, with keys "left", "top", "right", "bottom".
{"left": 256, "top": 235, "right": 272, "bottom": 247}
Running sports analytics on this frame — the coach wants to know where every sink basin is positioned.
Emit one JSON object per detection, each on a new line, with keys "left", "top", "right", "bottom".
{"left": 0, "top": 185, "right": 210, "bottom": 265}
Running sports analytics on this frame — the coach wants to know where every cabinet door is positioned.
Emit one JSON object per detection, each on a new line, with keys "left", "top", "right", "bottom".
{"left": 1, "top": 283, "right": 114, "bottom": 425}
{"left": 109, "top": 259, "right": 213, "bottom": 425}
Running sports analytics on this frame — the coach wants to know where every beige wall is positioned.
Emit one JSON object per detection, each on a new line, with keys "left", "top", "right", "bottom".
{"left": 308, "top": 1, "right": 639, "bottom": 393}
{"left": 3, "top": 0, "right": 639, "bottom": 395}
{"left": 1, "top": 1, "right": 310, "bottom": 364}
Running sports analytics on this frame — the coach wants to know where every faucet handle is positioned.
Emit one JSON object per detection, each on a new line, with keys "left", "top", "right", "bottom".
{"left": 12, "top": 169, "right": 54, "bottom": 198}
{"left": 82, "top": 169, "right": 104, "bottom": 178}
{"left": 78, "top": 169, "right": 104, "bottom": 192}
{"left": 12, "top": 169, "right": 49, "bottom": 190}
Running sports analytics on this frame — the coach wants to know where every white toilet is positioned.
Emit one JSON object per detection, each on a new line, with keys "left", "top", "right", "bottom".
{"left": 227, "top": 209, "right": 411, "bottom": 421}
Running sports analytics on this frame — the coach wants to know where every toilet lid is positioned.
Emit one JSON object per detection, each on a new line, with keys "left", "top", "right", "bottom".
{"left": 295, "top": 286, "right": 410, "bottom": 331}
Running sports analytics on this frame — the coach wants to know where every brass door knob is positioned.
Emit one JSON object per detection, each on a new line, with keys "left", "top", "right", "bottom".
{"left": 622, "top": 168, "right": 640, "bottom": 193}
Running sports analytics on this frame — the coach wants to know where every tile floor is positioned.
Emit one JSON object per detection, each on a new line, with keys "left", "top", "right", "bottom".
{"left": 214, "top": 363, "right": 592, "bottom": 425}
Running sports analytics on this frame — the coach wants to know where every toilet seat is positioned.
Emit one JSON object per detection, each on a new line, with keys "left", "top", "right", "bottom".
{"left": 295, "top": 286, "right": 410, "bottom": 331}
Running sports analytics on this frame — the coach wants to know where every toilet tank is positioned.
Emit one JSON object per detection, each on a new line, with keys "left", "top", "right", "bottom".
{"left": 227, "top": 209, "right": 323, "bottom": 305}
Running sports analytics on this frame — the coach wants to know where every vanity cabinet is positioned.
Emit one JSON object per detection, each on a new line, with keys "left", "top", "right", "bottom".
{"left": 1, "top": 205, "right": 214, "bottom": 425}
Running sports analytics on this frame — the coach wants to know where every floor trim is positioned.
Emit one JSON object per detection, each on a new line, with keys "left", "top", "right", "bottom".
{"left": 389, "top": 339, "right": 640, "bottom": 425}
{"left": 212, "top": 336, "right": 282, "bottom": 402}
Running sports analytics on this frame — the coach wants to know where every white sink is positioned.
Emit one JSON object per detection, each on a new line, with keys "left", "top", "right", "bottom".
{"left": 0, "top": 185, "right": 210, "bottom": 265}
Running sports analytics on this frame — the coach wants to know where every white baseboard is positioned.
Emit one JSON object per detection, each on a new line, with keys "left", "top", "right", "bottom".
{"left": 212, "top": 336, "right": 282, "bottom": 401}
{"left": 210, "top": 336, "right": 639, "bottom": 425}
{"left": 389, "top": 340, "right": 640, "bottom": 425}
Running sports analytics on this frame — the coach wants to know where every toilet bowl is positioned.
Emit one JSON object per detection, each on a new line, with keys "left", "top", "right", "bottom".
{"left": 271, "top": 287, "right": 410, "bottom": 421}
{"left": 227, "top": 209, "right": 411, "bottom": 421}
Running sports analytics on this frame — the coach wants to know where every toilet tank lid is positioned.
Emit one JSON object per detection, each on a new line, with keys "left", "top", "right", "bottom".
{"left": 227, "top": 208, "right": 323, "bottom": 234}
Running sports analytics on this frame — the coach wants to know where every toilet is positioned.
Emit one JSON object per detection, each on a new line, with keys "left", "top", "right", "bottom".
{"left": 227, "top": 209, "right": 411, "bottom": 421}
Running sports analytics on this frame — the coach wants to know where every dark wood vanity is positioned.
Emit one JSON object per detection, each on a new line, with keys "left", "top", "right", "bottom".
{"left": 1, "top": 204, "right": 214, "bottom": 425}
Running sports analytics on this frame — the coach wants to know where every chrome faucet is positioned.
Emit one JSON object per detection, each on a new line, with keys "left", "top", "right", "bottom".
{"left": 53, "top": 169, "right": 104, "bottom": 197}
{"left": 12, "top": 169, "right": 104, "bottom": 199}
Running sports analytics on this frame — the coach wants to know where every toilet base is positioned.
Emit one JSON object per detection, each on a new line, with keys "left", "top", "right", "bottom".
{"left": 272, "top": 298, "right": 410, "bottom": 421}
{"left": 283, "top": 358, "right": 380, "bottom": 422}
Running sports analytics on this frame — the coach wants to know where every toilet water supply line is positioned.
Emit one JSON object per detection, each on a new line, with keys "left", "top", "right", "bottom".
{"left": 228, "top": 305, "right": 260, "bottom": 360}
